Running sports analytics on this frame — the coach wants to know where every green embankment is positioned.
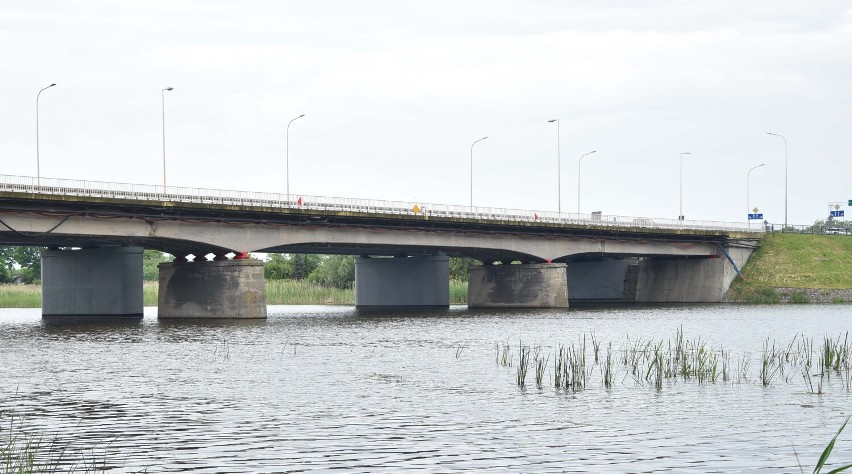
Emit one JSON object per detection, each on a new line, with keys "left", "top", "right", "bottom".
{"left": 728, "top": 234, "right": 852, "bottom": 303}
{"left": 0, "top": 280, "right": 470, "bottom": 308}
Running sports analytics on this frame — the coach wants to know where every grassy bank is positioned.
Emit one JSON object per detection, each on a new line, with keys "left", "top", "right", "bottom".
{"left": 729, "top": 233, "right": 852, "bottom": 303}
{"left": 0, "top": 279, "right": 470, "bottom": 308}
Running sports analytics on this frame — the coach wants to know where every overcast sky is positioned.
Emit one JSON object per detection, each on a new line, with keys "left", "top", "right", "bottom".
{"left": 2, "top": 1, "right": 850, "bottom": 225}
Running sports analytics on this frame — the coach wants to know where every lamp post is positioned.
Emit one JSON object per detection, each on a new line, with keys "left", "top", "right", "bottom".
{"left": 36, "top": 83, "right": 56, "bottom": 186}
{"left": 161, "top": 87, "right": 173, "bottom": 189}
{"left": 766, "top": 132, "right": 787, "bottom": 229}
{"left": 679, "top": 151, "right": 691, "bottom": 220}
{"left": 577, "top": 150, "right": 596, "bottom": 214}
{"left": 747, "top": 163, "right": 766, "bottom": 218}
{"left": 286, "top": 114, "right": 305, "bottom": 197}
{"left": 548, "top": 119, "right": 561, "bottom": 213}
{"left": 470, "top": 136, "right": 488, "bottom": 208}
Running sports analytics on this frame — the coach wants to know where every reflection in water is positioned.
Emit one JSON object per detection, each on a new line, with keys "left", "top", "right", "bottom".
{"left": 0, "top": 304, "right": 851, "bottom": 472}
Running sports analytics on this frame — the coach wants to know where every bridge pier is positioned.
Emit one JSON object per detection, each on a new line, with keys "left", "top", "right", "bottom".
{"left": 355, "top": 255, "right": 449, "bottom": 308}
{"left": 41, "top": 247, "right": 143, "bottom": 318}
{"left": 158, "top": 259, "right": 267, "bottom": 318}
{"left": 468, "top": 263, "right": 569, "bottom": 308}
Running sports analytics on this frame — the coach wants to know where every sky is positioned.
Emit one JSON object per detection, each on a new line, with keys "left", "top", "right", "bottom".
{"left": 2, "top": 1, "right": 851, "bottom": 226}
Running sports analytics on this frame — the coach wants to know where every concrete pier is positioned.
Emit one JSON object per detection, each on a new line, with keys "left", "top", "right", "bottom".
{"left": 468, "top": 263, "right": 568, "bottom": 308}
{"left": 355, "top": 255, "right": 449, "bottom": 308}
{"left": 158, "top": 259, "right": 267, "bottom": 318}
{"left": 41, "top": 246, "right": 143, "bottom": 318}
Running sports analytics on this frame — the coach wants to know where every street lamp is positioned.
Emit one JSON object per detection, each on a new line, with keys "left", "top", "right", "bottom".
{"left": 577, "top": 150, "right": 596, "bottom": 214}
{"left": 36, "top": 83, "right": 56, "bottom": 186}
{"left": 161, "top": 87, "right": 174, "bottom": 189}
{"left": 747, "top": 163, "right": 766, "bottom": 229}
{"left": 470, "top": 136, "right": 488, "bottom": 208}
{"left": 766, "top": 132, "right": 788, "bottom": 229}
{"left": 548, "top": 119, "right": 561, "bottom": 213}
{"left": 679, "top": 152, "right": 691, "bottom": 220}
{"left": 286, "top": 114, "right": 305, "bottom": 197}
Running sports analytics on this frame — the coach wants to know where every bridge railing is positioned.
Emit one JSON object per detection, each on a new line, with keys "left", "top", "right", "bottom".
{"left": 0, "top": 174, "right": 762, "bottom": 234}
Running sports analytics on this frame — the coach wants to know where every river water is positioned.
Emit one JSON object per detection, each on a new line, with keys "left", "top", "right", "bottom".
{"left": 1, "top": 304, "right": 851, "bottom": 472}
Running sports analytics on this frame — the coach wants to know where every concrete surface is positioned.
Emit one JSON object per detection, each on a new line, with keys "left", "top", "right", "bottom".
{"left": 158, "top": 259, "right": 267, "bottom": 318}
{"left": 355, "top": 255, "right": 449, "bottom": 308}
{"left": 468, "top": 263, "right": 569, "bottom": 308}
{"left": 41, "top": 246, "right": 143, "bottom": 317}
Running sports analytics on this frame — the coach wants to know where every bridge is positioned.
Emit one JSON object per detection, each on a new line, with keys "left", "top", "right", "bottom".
{"left": 0, "top": 174, "right": 761, "bottom": 318}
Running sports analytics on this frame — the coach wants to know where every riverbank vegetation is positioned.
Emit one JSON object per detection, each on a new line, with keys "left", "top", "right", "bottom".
{"left": 729, "top": 233, "right": 852, "bottom": 303}
{"left": 0, "top": 279, "right": 470, "bottom": 307}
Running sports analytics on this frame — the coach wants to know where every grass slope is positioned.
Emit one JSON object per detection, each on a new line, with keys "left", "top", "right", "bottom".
{"left": 729, "top": 234, "right": 852, "bottom": 301}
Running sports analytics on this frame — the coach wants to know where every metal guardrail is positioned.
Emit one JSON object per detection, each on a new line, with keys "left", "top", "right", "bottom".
{"left": 0, "top": 174, "right": 763, "bottom": 234}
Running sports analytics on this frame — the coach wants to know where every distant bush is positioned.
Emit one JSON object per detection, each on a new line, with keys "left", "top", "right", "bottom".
{"left": 743, "top": 287, "right": 781, "bottom": 304}
{"left": 789, "top": 292, "right": 810, "bottom": 304}
{"left": 308, "top": 255, "right": 355, "bottom": 289}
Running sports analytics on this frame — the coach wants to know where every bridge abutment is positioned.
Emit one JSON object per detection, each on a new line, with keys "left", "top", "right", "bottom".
{"left": 41, "top": 247, "right": 143, "bottom": 318}
{"left": 354, "top": 255, "right": 449, "bottom": 308}
{"left": 158, "top": 259, "right": 267, "bottom": 318}
{"left": 634, "top": 247, "right": 754, "bottom": 303}
{"left": 468, "top": 263, "right": 569, "bottom": 308}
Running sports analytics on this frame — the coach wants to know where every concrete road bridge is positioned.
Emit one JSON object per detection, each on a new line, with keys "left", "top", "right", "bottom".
{"left": 0, "top": 174, "right": 762, "bottom": 318}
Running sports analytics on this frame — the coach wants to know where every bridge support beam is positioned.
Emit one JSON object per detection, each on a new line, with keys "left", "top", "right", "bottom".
{"left": 41, "top": 247, "right": 143, "bottom": 318}
{"left": 158, "top": 259, "right": 267, "bottom": 318}
{"left": 468, "top": 263, "right": 568, "bottom": 308}
{"left": 355, "top": 255, "right": 449, "bottom": 308}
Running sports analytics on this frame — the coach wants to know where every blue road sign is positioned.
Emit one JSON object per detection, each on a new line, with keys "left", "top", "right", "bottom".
{"left": 830, "top": 210, "right": 845, "bottom": 217}
{"left": 748, "top": 213, "right": 763, "bottom": 220}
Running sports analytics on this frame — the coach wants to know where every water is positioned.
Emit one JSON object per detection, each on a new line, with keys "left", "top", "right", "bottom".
{"left": 1, "top": 304, "right": 851, "bottom": 472}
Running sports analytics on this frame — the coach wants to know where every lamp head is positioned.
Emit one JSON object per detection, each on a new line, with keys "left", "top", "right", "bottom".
{"left": 164, "top": 87, "right": 174, "bottom": 91}
{"left": 548, "top": 119, "right": 557, "bottom": 123}
{"left": 48, "top": 83, "right": 56, "bottom": 87}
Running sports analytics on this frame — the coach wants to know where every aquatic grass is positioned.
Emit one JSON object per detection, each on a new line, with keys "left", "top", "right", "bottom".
{"left": 0, "top": 409, "right": 123, "bottom": 473}
{"left": 760, "top": 339, "right": 782, "bottom": 387}
{"left": 501, "top": 330, "right": 852, "bottom": 397}
{"left": 516, "top": 341, "right": 531, "bottom": 387}
{"left": 809, "top": 415, "right": 852, "bottom": 474}
{"left": 602, "top": 343, "right": 615, "bottom": 389}
{"left": 498, "top": 342, "right": 512, "bottom": 367}
{"left": 533, "top": 347, "right": 548, "bottom": 389}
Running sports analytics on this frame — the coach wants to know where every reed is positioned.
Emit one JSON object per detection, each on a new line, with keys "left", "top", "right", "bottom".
{"left": 534, "top": 347, "right": 548, "bottom": 389}
{"left": 602, "top": 342, "right": 614, "bottom": 389}
{"left": 449, "top": 280, "right": 468, "bottom": 305}
{"left": 809, "top": 415, "right": 852, "bottom": 474}
{"left": 501, "top": 330, "right": 852, "bottom": 396}
{"left": 760, "top": 339, "right": 780, "bottom": 387}
{"left": 0, "top": 409, "right": 118, "bottom": 473}
{"left": 266, "top": 279, "right": 354, "bottom": 305}
{"left": 516, "top": 340, "right": 531, "bottom": 387}
{"left": 499, "top": 342, "right": 512, "bottom": 367}
{"left": 0, "top": 284, "right": 41, "bottom": 308}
